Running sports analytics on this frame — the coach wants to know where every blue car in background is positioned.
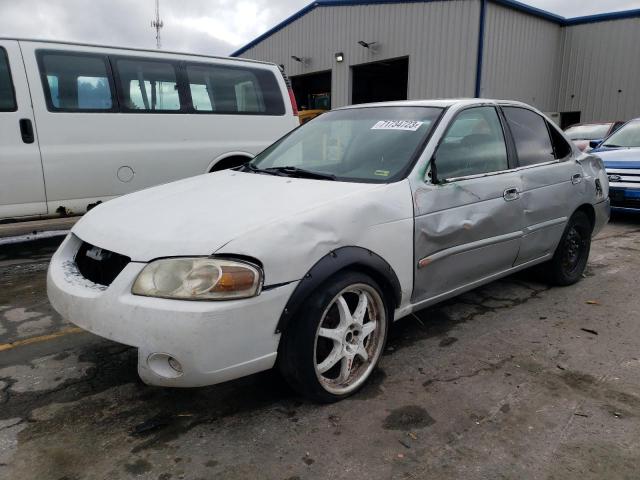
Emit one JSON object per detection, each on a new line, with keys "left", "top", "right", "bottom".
{"left": 591, "top": 118, "right": 640, "bottom": 212}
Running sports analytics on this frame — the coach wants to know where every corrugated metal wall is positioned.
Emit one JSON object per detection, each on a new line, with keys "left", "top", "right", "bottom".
{"left": 238, "top": 0, "right": 640, "bottom": 122}
{"left": 558, "top": 18, "right": 640, "bottom": 122}
{"left": 481, "top": 2, "right": 562, "bottom": 112}
{"left": 239, "top": 0, "right": 480, "bottom": 107}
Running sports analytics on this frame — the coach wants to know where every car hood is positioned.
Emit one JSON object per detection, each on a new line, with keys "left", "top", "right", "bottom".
{"left": 72, "top": 170, "right": 380, "bottom": 262}
{"left": 593, "top": 148, "right": 640, "bottom": 169}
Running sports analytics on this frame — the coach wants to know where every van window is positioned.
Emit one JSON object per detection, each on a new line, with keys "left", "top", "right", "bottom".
{"left": 38, "top": 52, "right": 114, "bottom": 111}
{"left": 186, "top": 63, "right": 285, "bottom": 115}
{"left": 115, "top": 59, "right": 181, "bottom": 111}
{"left": 503, "top": 107, "right": 555, "bottom": 166}
{"left": 0, "top": 48, "right": 16, "bottom": 111}
{"left": 435, "top": 106, "right": 509, "bottom": 180}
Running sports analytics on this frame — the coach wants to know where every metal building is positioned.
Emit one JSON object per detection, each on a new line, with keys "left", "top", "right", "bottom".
{"left": 232, "top": 0, "right": 640, "bottom": 126}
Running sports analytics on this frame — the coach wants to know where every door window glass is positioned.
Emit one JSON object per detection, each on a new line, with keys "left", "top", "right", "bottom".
{"left": 38, "top": 52, "right": 114, "bottom": 111}
{"left": 115, "top": 59, "right": 181, "bottom": 111}
{"left": 0, "top": 47, "right": 16, "bottom": 111}
{"left": 435, "top": 107, "right": 509, "bottom": 180}
{"left": 503, "top": 107, "right": 555, "bottom": 166}
{"left": 186, "top": 63, "right": 285, "bottom": 115}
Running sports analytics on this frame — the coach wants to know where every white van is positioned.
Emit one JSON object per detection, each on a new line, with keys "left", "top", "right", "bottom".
{"left": 0, "top": 38, "right": 299, "bottom": 221}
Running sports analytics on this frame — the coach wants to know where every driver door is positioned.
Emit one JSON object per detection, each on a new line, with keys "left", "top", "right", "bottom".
{"left": 412, "top": 106, "right": 524, "bottom": 303}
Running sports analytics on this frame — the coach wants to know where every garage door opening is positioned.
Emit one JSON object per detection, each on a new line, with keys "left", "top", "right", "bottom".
{"left": 352, "top": 57, "right": 408, "bottom": 105}
{"left": 291, "top": 70, "right": 331, "bottom": 111}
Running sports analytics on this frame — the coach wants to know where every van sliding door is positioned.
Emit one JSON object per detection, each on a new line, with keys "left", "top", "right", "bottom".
{"left": 0, "top": 40, "right": 47, "bottom": 219}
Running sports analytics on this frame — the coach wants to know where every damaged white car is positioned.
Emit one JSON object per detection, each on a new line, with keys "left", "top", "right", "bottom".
{"left": 48, "top": 99, "right": 610, "bottom": 402}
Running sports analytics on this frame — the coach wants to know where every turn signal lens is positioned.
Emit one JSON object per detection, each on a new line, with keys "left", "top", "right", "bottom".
{"left": 132, "top": 258, "right": 262, "bottom": 300}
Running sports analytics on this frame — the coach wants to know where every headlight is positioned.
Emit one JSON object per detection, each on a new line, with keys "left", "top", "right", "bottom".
{"left": 132, "top": 257, "right": 262, "bottom": 300}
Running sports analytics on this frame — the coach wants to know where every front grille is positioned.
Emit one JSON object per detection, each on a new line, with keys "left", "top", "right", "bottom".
{"left": 75, "top": 242, "right": 131, "bottom": 286}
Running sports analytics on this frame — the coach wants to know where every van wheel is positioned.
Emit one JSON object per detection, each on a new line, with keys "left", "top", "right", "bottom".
{"left": 278, "top": 271, "right": 389, "bottom": 403}
{"left": 545, "top": 211, "right": 592, "bottom": 286}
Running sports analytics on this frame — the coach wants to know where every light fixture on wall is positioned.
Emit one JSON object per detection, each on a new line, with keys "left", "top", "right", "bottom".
{"left": 335, "top": 52, "right": 344, "bottom": 63}
{"left": 357, "top": 40, "right": 377, "bottom": 49}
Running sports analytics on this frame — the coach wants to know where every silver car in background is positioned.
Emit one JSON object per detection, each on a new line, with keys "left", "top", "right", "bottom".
{"left": 48, "top": 99, "right": 610, "bottom": 403}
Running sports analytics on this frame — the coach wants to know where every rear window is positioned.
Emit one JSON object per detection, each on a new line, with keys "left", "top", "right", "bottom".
{"left": 0, "top": 47, "right": 16, "bottom": 111}
{"left": 186, "top": 63, "right": 284, "bottom": 115}
{"left": 38, "top": 51, "right": 115, "bottom": 111}
{"left": 503, "top": 107, "right": 555, "bottom": 167}
{"left": 115, "top": 59, "right": 181, "bottom": 111}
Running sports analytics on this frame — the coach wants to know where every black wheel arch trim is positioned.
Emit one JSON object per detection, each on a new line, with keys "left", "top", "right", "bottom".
{"left": 275, "top": 246, "right": 402, "bottom": 334}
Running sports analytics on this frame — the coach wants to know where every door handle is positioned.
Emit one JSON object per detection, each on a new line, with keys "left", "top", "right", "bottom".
{"left": 19, "top": 119, "right": 34, "bottom": 144}
{"left": 503, "top": 187, "right": 520, "bottom": 202}
{"left": 571, "top": 173, "right": 583, "bottom": 184}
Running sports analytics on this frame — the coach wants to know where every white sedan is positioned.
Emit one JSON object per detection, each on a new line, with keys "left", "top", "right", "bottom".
{"left": 48, "top": 99, "right": 610, "bottom": 402}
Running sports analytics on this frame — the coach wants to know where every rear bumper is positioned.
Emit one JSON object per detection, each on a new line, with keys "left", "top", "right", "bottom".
{"left": 47, "top": 234, "right": 298, "bottom": 387}
{"left": 593, "top": 198, "right": 610, "bottom": 236}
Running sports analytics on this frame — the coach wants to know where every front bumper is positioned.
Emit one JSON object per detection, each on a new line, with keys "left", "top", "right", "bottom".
{"left": 609, "top": 186, "right": 640, "bottom": 212}
{"left": 47, "top": 234, "right": 298, "bottom": 387}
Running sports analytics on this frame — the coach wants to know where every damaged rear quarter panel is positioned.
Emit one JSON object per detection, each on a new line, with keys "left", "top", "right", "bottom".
{"left": 214, "top": 179, "right": 415, "bottom": 309}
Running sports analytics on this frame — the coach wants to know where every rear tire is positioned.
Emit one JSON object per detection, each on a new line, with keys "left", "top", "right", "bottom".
{"left": 545, "top": 211, "right": 592, "bottom": 286}
{"left": 278, "top": 271, "right": 390, "bottom": 403}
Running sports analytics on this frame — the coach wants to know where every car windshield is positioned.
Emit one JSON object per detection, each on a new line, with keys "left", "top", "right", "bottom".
{"left": 249, "top": 106, "right": 443, "bottom": 182}
{"left": 602, "top": 120, "right": 640, "bottom": 148}
{"left": 565, "top": 123, "right": 611, "bottom": 140}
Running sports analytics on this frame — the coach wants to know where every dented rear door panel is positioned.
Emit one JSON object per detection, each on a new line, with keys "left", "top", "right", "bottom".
{"left": 514, "top": 160, "right": 582, "bottom": 265}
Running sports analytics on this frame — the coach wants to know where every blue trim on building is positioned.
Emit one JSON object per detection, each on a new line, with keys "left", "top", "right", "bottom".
{"left": 230, "top": 0, "right": 640, "bottom": 57}
{"left": 489, "top": 0, "right": 564, "bottom": 23}
{"left": 474, "top": 0, "right": 487, "bottom": 98}
{"left": 566, "top": 8, "right": 640, "bottom": 26}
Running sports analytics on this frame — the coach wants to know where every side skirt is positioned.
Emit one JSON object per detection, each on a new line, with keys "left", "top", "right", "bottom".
{"left": 394, "top": 253, "right": 551, "bottom": 321}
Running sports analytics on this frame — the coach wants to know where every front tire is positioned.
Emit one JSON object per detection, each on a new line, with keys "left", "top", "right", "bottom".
{"left": 278, "top": 271, "right": 389, "bottom": 403}
{"left": 545, "top": 211, "right": 592, "bottom": 286}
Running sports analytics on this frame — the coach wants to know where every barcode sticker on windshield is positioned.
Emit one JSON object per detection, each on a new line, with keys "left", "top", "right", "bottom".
{"left": 371, "top": 120, "right": 424, "bottom": 131}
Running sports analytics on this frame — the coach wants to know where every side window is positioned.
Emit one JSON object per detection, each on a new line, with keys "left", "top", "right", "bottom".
{"left": 547, "top": 121, "right": 572, "bottom": 159}
{"left": 435, "top": 106, "right": 509, "bottom": 180}
{"left": 115, "top": 59, "right": 181, "bottom": 111}
{"left": 38, "top": 51, "right": 114, "bottom": 111}
{"left": 503, "top": 107, "right": 555, "bottom": 166}
{"left": 185, "top": 63, "right": 285, "bottom": 115}
{"left": 0, "top": 48, "right": 17, "bottom": 111}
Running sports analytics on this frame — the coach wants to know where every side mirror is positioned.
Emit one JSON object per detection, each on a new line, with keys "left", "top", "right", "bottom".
{"left": 589, "top": 140, "right": 602, "bottom": 149}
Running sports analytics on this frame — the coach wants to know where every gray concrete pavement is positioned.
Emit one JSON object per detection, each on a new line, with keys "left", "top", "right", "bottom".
{"left": 1, "top": 217, "right": 640, "bottom": 479}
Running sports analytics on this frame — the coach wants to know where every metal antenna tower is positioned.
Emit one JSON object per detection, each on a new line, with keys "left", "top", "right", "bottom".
{"left": 151, "top": 0, "right": 164, "bottom": 49}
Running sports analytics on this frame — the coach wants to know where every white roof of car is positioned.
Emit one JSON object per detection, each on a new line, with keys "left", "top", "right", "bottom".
{"left": 337, "top": 98, "right": 532, "bottom": 110}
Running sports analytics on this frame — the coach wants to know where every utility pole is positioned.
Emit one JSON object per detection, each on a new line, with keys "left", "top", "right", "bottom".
{"left": 151, "top": 0, "right": 163, "bottom": 49}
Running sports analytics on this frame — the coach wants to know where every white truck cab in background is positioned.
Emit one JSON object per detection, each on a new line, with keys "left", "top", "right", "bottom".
{"left": 0, "top": 38, "right": 299, "bottom": 221}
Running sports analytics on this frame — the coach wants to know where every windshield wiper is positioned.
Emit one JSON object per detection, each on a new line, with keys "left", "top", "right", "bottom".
{"left": 265, "top": 166, "right": 336, "bottom": 181}
{"left": 602, "top": 144, "right": 625, "bottom": 148}
{"left": 241, "top": 163, "right": 285, "bottom": 176}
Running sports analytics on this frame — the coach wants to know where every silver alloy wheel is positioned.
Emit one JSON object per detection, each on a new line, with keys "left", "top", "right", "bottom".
{"left": 313, "top": 283, "right": 387, "bottom": 395}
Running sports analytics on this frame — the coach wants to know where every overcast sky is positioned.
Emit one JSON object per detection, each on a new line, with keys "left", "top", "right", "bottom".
{"left": 1, "top": 0, "right": 639, "bottom": 56}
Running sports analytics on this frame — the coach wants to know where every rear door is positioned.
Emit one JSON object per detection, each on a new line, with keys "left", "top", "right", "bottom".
{"left": 412, "top": 106, "right": 524, "bottom": 303}
{"left": 0, "top": 40, "right": 47, "bottom": 219}
{"left": 502, "top": 106, "right": 581, "bottom": 265}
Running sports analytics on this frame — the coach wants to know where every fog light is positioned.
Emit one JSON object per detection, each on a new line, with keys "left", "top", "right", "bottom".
{"left": 147, "top": 353, "right": 184, "bottom": 378}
